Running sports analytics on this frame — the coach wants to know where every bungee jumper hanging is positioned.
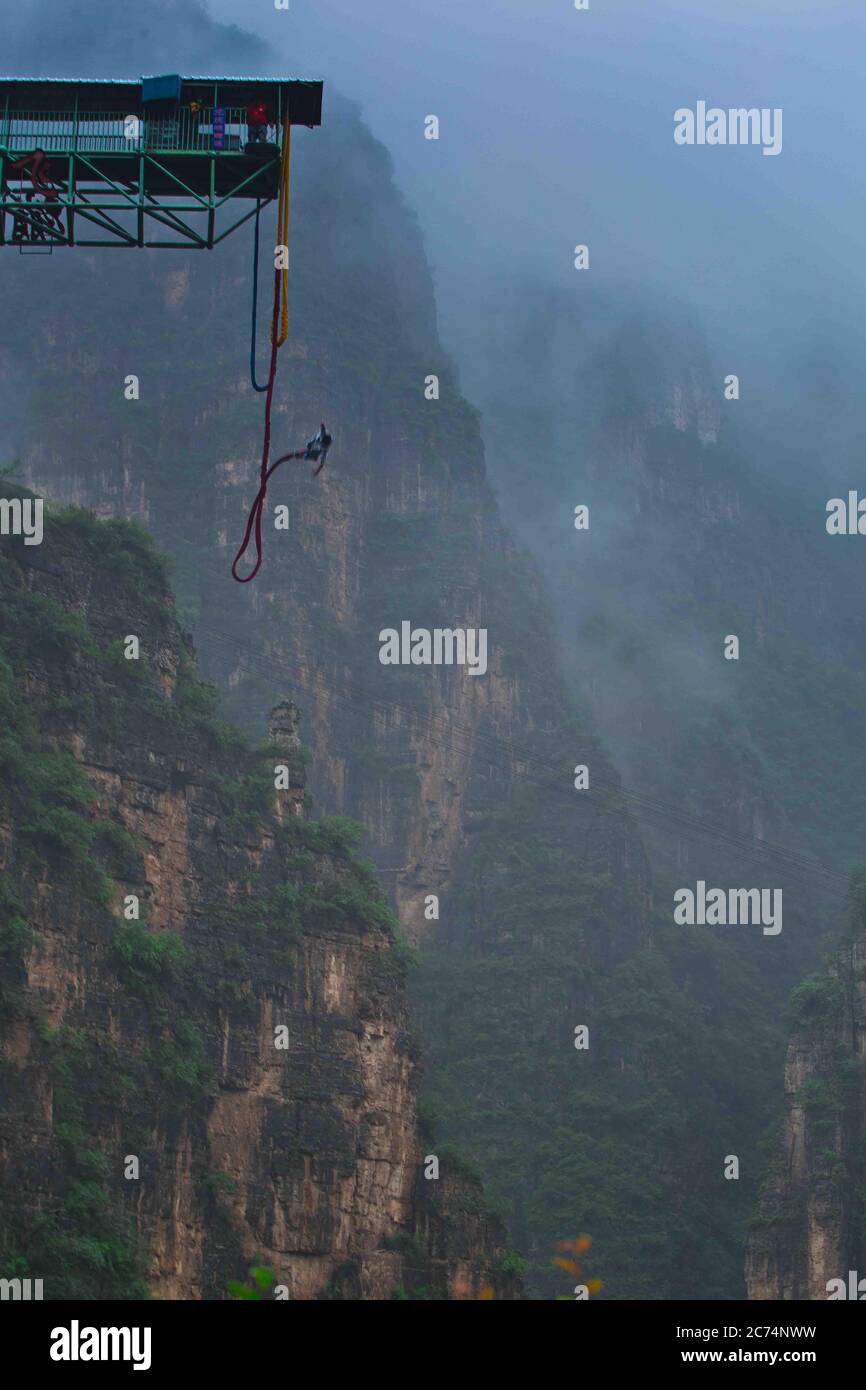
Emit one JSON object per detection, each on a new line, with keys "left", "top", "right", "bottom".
{"left": 232, "top": 120, "right": 333, "bottom": 584}
{"left": 231, "top": 421, "right": 333, "bottom": 584}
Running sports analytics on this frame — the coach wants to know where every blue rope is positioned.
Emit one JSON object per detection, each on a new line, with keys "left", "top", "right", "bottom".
{"left": 250, "top": 199, "right": 268, "bottom": 393}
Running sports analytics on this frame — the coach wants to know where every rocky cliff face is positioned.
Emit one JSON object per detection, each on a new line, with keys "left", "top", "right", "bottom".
{"left": 746, "top": 881, "right": 866, "bottom": 1301}
{"left": 0, "top": 505, "right": 519, "bottom": 1300}
{"left": 449, "top": 280, "right": 866, "bottom": 1294}
{"left": 0, "top": 100, "right": 647, "bottom": 949}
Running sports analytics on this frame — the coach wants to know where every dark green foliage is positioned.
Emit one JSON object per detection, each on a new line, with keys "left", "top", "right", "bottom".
{"left": 412, "top": 763, "right": 785, "bottom": 1299}
{"left": 436, "top": 1144, "right": 483, "bottom": 1186}
{"left": 93, "top": 819, "right": 145, "bottom": 880}
{"left": 112, "top": 924, "right": 189, "bottom": 1000}
{"left": 171, "top": 660, "right": 250, "bottom": 752}
{"left": 281, "top": 814, "right": 363, "bottom": 860}
{"left": 0, "top": 642, "right": 113, "bottom": 904}
{"left": 48, "top": 507, "right": 173, "bottom": 602}
{"left": 381, "top": 1230, "right": 426, "bottom": 1259}
{"left": 203, "top": 1171, "right": 237, "bottom": 1196}
{"left": 846, "top": 865, "right": 866, "bottom": 940}
{"left": 315, "top": 1258, "right": 361, "bottom": 1301}
{"left": 227, "top": 1266, "right": 275, "bottom": 1300}
{"left": 0, "top": 914, "right": 33, "bottom": 958}
{"left": 789, "top": 974, "right": 844, "bottom": 1028}
{"left": 146, "top": 1021, "right": 212, "bottom": 1109}
{"left": 6, "top": 1029, "right": 152, "bottom": 1300}
{"left": 364, "top": 937, "right": 418, "bottom": 995}
{"left": 0, "top": 878, "right": 33, "bottom": 1020}
{"left": 415, "top": 1096, "right": 443, "bottom": 1146}
{"left": 210, "top": 766, "right": 274, "bottom": 837}
{"left": 496, "top": 1249, "right": 528, "bottom": 1278}
{"left": 276, "top": 816, "right": 400, "bottom": 936}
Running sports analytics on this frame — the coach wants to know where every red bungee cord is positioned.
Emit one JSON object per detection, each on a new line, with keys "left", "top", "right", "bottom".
{"left": 231, "top": 269, "right": 283, "bottom": 584}
{"left": 230, "top": 281, "right": 332, "bottom": 579}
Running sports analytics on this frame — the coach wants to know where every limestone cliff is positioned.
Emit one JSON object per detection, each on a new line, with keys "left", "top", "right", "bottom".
{"left": 0, "top": 99, "right": 648, "bottom": 949}
{"left": 0, "top": 504, "right": 519, "bottom": 1300}
{"left": 746, "top": 876, "right": 866, "bottom": 1300}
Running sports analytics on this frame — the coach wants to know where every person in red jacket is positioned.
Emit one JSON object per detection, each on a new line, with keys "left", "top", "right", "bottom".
{"left": 247, "top": 99, "right": 269, "bottom": 144}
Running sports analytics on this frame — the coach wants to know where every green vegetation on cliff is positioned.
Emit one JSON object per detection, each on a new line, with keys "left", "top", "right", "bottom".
{"left": 0, "top": 508, "right": 411, "bottom": 1299}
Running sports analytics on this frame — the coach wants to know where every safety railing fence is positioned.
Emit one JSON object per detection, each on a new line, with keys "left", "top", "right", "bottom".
{"left": 0, "top": 108, "right": 282, "bottom": 153}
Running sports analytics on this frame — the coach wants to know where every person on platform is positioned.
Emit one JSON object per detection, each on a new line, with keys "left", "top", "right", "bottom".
{"left": 247, "top": 98, "right": 269, "bottom": 144}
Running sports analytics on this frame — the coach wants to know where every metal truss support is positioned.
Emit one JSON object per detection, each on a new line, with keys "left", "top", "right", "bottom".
{"left": 0, "top": 147, "right": 279, "bottom": 249}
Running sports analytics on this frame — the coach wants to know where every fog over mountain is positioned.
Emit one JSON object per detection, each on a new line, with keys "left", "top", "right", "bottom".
{"left": 201, "top": 0, "right": 866, "bottom": 493}
{"left": 6, "top": 0, "right": 865, "bottom": 487}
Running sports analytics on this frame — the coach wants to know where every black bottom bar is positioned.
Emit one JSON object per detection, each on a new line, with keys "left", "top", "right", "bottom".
{"left": 6, "top": 1297, "right": 859, "bottom": 1377}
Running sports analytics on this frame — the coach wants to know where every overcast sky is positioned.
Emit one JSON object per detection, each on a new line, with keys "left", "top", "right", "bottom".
{"left": 199, "top": 0, "right": 866, "bottom": 472}
{"left": 6, "top": 0, "right": 866, "bottom": 478}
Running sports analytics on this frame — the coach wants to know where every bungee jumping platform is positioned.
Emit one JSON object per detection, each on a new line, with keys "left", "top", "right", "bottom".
{"left": 0, "top": 75, "right": 323, "bottom": 249}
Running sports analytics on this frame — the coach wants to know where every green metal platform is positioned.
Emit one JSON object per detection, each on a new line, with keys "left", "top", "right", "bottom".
{"left": 0, "top": 76, "right": 323, "bottom": 249}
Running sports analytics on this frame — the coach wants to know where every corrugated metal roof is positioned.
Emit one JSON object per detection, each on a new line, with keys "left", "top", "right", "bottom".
{"left": 0, "top": 76, "right": 318, "bottom": 84}
{"left": 0, "top": 77, "right": 135, "bottom": 82}
{"left": 0, "top": 76, "right": 324, "bottom": 125}
{"left": 148, "top": 76, "right": 319, "bottom": 82}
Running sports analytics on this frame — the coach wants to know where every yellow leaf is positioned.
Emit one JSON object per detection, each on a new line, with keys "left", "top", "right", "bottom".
{"left": 557, "top": 1235, "right": 592, "bottom": 1254}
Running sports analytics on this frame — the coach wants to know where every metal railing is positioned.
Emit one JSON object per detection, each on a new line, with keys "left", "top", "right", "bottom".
{"left": 0, "top": 107, "right": 281, "bottom": 153}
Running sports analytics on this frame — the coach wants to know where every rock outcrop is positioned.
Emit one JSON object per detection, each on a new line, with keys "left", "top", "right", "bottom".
{"left": 0, "top": 505, "right": 519, "bottom": 1300}
{"left": 746, "top": 877, "right": 866, "bottom": 1300}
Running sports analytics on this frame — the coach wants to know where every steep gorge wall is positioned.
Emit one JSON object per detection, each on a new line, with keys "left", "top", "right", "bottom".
{"left": 469, "top": 285, "right": 866, "bottom": 910}
{"left": 1, "top": 99, "right": 582, "bottom": 939}
{"left": 0, "top": 506, "right": 518, "bottom": 1300}
{"left": 746, "top": 881, "right": 866, "bottom": 1301}
{"left": 451, "top": 284, "right": 866, "bottom": 1295}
